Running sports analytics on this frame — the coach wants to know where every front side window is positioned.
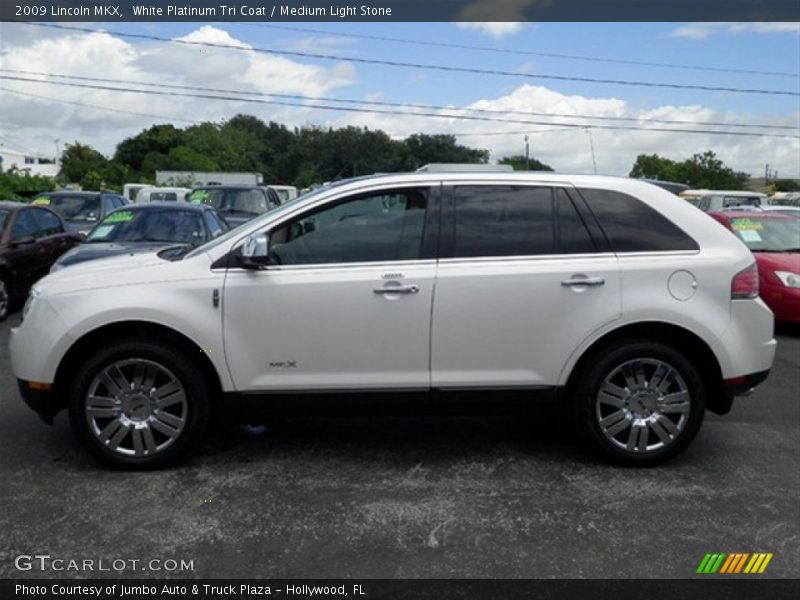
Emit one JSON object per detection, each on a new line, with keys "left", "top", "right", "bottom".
{"left": 578, "top": 188, "right": 699, "bottom": 252}
{"left": 269, "top": 189, "right": 428, "bottom": 265}
{"left": 12, "top": 209, "right": 38, "bottom": 240}
{"left": 32, "top": 208, "right": 63, "bottom": 237}
{"left": 453, "top": 186, "right": 554, "bottom": 258}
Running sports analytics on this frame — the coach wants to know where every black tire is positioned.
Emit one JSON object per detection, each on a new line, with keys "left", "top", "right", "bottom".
{"left": 0, "top": 274, "right": 10, "bottom": 322}
{"left": 572, "top": 339, "right": 706, "bottom": 466}
{"left": 67, "top": 339, "right": 212, "bottom": 469}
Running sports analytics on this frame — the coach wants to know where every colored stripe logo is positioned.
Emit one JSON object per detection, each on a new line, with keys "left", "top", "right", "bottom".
{"left": 696, "top": 553, "right": 773, "bottom": 574}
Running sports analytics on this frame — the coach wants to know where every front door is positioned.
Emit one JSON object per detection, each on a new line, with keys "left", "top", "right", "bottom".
{"left": 222, "top": 186, "right": 439, "bottom": 392}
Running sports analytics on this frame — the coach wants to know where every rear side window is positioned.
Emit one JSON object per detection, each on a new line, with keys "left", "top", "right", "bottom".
{"left": 453, "top": 186, "right": 554, "bottom": 257}
{"left": 578, "top": 188, "right": 698, "bottom": 252}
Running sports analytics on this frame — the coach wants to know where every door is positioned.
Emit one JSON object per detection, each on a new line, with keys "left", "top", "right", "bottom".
{"left": 431, "top": 184, "right": 621, "bottom": 389}
{"left": 31, "top": 208, "right": 73, "bottom": 270}
{"left": 222, "top": 186, "right": 439, "bottom": 392}
{"left": 7, "top": 208, "right": 46, "bottom": 291}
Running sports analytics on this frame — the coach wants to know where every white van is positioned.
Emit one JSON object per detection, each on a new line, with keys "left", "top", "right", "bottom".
{"left": 679, "top": 190, "right": 766, "bottom": 211}
{"left": 134, "top": 187, "right": 191, "bottom": 204}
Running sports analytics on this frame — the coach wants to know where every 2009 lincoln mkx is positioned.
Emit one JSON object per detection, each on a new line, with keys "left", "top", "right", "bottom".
{"left": 10, "top": 170, "right": 776, "bottom": 468}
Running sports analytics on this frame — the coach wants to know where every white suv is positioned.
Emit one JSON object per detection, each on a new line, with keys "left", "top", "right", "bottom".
{"left": 10, "top": 173, "right": 776, "bottom": 468}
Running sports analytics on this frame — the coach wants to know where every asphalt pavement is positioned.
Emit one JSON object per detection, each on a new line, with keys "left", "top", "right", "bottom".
{"left": 1, "top": 312, "right": 798, "bottom": 579}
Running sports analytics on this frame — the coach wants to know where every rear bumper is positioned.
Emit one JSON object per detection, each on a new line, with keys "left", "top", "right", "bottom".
{"left": 715, "top": 369, "right": 771, "bottom": 415}
{"left": 17, "top": 380, "right": 57, "bottom": 425}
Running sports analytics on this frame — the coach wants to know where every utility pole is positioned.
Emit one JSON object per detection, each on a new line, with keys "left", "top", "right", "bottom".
{"left": 524, "top": 135, "right": 530, "bottom": 170}
{"left": 586, "top": 128, "right": 598, "bottom": 174}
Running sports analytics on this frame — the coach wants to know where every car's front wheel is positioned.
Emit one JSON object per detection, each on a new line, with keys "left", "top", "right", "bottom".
{"left": 67, "top": 339, "right": 211, "bottom": 468}
{"left": 572, "top": 340, "right": 706, "bottom": 466}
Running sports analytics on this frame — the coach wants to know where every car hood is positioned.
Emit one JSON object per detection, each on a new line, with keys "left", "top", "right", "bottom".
{"left": 55, "top": 242, "right": 185, "bottom": 268}
{"left": 754, "top": 251, "right": 800, "bottom": 272}
{"left": 35, "top": 247, "right": 210, "bottom": 298}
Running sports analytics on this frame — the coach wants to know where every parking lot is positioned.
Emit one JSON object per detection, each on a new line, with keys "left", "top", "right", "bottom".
{"left": 0, "top": 312, "right": 797, "bottom": 579}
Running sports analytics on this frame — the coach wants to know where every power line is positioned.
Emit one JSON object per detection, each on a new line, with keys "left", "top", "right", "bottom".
{"left": 2, "top": 87, "right": 203, "bottom": 124}
{"left": 3, "top": 74, "right": 798, "bottom": 140}
{"left": 242, "top": 23, "right": 800, "bottom": 79}
{"left": 23, "top": 22, "right": 800, "bottom": 98}
{"left": 4, "top": 68, "right": 797, "bottom": 133}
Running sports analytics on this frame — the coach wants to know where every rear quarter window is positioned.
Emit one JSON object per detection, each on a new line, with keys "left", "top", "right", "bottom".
{"left": 578, "top": 188, "right": 699, "bottom": 252}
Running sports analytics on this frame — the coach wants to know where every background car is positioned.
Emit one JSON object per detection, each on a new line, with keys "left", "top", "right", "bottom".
{"left": 188, "top": 185, "right": 281, "bottom": 228}
{"left": 709, "top": 210, "right": 800, "bottom": 322}
{"left": 32, "top": 191, "right": 129, "bottom": 236}
{"left": 0, "top": 202, "right": 80, "bottom": 320}
{"left": 761, "top": 205, "right": 800, "bottom": 217}
{"left": 50, "top": 202, "right": 229, "bottom": 271}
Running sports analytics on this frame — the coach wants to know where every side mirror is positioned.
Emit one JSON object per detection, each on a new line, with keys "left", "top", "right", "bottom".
{"left": 237, "top": 232, "right": 271, "bottom": 269}
{"left": 11, "top": 235, "right": 35, "bottom": 247}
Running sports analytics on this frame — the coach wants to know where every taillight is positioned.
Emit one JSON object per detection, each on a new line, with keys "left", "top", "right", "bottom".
{"left": 732, "top": 263, "right": 759, "bottom": 299}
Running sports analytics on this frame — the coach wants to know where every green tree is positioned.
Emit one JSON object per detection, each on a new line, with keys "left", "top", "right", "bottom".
{"left": 499, "top": 155, "right": 554, "bottom": 171}
{"left": 0, "top": 169, "right": 55, "bottom": 201}
{"left": 772, "top": 179, "right": 800, "bottom": 192}
{"left": 629, "top": 151, "right": 749, "bottom": 189}
{"left": 80, "top": 170, "right": 103, "bottom": 191}
{"left": 59, "top": 142, "right": 108, "bottom": 184}
{"left": 114, "top": 124, "right": 186, "bottom": 173}
{"left": 400, "top": 134, "right": 489, "bottom": 170}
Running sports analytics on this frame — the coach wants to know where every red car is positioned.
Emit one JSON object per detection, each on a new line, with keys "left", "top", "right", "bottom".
{"left": 709, "top": 210, "right": 800, "bottom": 323}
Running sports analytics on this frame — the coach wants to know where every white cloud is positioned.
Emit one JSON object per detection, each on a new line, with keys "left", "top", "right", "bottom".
{"left": 671, "top": 22, "right": 800, "bottom": 40}
{"left": 333, "top": 84, "right": 800, "bottom": 178}
{"left": 456, "top": 22, "right": 525, "bottom": 39}
{"left": 0, "top": 24, "right": 357, "bottom": 156}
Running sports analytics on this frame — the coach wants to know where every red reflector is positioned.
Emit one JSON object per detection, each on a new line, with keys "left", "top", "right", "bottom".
{"left": 725, "top": 376, "right": 747, "bottom": 385}
{"left": 732, "top": 263, "right": 759, "bottom": 299}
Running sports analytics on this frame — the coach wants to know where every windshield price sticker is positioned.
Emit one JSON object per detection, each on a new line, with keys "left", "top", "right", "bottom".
{"left": 731, "top": 219, "right": 763, "bottom": 231}
{"left": 189, "top": 190, "right": 209, "bottom": 203}
{"left": 104, "top": 211, "right": 135, "bottom": 223}
{"left": 31, "top": 197, "right": 50, "bottom": 205}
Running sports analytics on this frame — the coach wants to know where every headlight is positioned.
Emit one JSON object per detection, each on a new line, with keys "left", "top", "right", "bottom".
{"left": 22, "top": 288, "right": 40, "bottom": 322}
{"left": 775, "top": 271, "right": 800, "bottom": 288}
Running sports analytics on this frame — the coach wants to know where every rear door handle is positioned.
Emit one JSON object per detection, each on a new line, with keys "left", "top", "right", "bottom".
{"left": 374, "top": 285, "right": 420, "bottom": 295}
{"left": 561, "top": 276, "right": 605, "bottom": 287}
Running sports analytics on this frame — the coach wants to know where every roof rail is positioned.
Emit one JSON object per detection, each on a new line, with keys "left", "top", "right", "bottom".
{"left": 415, "top": 163, "right": 515, "bottom": 173}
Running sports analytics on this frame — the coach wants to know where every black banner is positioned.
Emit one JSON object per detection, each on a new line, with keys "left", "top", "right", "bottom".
{"left": 3, "top": 0, "right": 800, "bottom": 22}
{"left": 3, "top": 580, "right": 800, "bottom": 600}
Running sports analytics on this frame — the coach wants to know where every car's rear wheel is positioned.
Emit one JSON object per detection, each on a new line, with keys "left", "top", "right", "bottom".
{"left": 0, "top": 275, "right": 10, "bottom": 321}
{"left": 67, "top": 339, "right": 211, "bottom": 469}
{"left": 572, "top": 340, "right": 705, "bottom": 466}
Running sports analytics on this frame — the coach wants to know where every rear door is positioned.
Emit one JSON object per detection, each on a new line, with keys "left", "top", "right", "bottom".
{"left": 31, "top": 208, "right": 74, "bottom": 269}
{"left": 431, "top": 183, "right": 621, "bottom": 390}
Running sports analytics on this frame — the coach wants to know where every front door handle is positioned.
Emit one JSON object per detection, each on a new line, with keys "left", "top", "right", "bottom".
{"left": 561, "top": 276, "right": 605, "bottom": 287}
{"left": 374, "top": 285, "right": 420, "bottom": 295}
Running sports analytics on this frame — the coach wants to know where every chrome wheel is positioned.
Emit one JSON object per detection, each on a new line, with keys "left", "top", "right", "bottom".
{"left": 595, "top": 358, "right": 691, "bottom": 454}
{"left": 0, "top": 278, "right": 8, "bottom": 320}
{"left": 84, "top": 359, "right": 188, "bottom": 457}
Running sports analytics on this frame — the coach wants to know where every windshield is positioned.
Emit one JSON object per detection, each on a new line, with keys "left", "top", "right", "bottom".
{"left": 49, "top": 195, "right": 101, "bottom": 222}
{"left": 86, "top": 209, "right": 207, "bottom": 245}
{"left": 189, "top": 188, "right": 269, "bottom": 214}
{"left": 0, "top": 210, "right": 7, "bottom": 233}
{"left": 729, "top": 217, "right": 800, "bottom": 252}
{"left": 724, "top": 196, "right": 762, "bottom": 207}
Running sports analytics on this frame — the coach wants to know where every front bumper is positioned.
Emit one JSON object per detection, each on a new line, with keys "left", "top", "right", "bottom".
{"left": 17, "top": 380, "right": 58, "bottom": 425}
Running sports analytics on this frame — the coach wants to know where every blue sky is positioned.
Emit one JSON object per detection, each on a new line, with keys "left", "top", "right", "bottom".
{"left": 1, "top": 21, "right": 798, "bottom": 177}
